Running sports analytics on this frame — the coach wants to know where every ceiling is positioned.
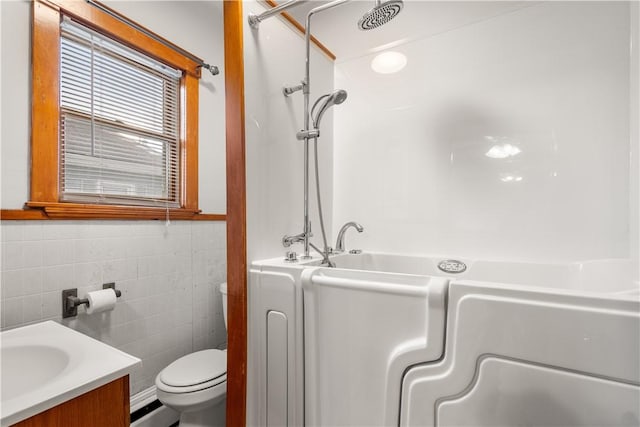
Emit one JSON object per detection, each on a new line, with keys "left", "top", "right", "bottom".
{"left": 274, "top": 1, "right": 535, "bottom": 62}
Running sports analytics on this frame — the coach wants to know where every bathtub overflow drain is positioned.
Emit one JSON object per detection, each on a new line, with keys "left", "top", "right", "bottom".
{"left": 438, "top": 259, "right": 467, "bottom": 274}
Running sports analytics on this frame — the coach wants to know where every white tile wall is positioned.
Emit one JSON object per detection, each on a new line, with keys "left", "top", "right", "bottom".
{"left": 631, "top": 2, "right": 640, "bottom": 282}
{"left": 0, "top": 220, "right": 227, "bottom": 395}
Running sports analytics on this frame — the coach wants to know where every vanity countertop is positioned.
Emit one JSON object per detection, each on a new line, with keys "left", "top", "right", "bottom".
{"left": 1, "top": 320, "right": 141, "bottom": 426}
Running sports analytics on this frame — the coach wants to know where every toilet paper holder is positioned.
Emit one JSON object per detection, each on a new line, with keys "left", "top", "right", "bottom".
{"left": 62, "top": 283, "right": 122, "bottom": 318}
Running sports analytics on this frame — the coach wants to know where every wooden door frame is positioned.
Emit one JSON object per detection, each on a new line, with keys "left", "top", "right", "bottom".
{"left": 224, "top": 1, "right": 247, "bottom": 426}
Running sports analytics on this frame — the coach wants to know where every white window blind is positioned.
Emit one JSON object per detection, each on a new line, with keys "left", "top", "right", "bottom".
{"left": 59, "top": 18, "right": 182, "bottom": 207}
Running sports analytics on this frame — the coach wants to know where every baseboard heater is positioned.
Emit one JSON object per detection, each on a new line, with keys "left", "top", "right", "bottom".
{"left": 130, "top": 399, "right": 163, "bottom": 423}
{"left": 130, "top": 386, "right": 179, "bottom": 427}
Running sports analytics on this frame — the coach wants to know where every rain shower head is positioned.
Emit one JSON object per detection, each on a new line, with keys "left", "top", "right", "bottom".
{"left": 358, "top": 0, "right": 404, "bottom": 30}
{"left": 311, "top": 89, "right": 348, "bottom": 129}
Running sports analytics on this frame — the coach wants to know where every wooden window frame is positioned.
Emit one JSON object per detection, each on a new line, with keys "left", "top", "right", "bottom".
{"left": 27, "top": 0, "right": 202, "bottom": 220}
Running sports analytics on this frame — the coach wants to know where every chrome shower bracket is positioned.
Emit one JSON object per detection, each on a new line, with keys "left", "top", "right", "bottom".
{"left": 248, "top": 0, "right": 309, "bottom": 29}
{"left": 297, "top": 129, "right": 320, "bottom": 140}
{"left": 283, "top": 81, "right": 306, "bottom": 97}
{"left": 248, "top": 13, "right": 261, "bottom": 29}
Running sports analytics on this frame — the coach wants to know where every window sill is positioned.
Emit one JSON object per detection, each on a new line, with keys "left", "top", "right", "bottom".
{"left": 0, "top": 202, "right": 225, "bottom": 221}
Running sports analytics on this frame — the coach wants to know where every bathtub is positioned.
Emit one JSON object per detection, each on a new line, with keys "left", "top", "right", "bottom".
{"left": 248, "top": 252, "right": 639, "bottom": 426}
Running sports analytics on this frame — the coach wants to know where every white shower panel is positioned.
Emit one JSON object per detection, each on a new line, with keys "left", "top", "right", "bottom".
{"left": 302, "top": 268, "right": 448, "bottom": 426}
{"left": 401, "top": 280, "right": 640, "bottom": 426}
{"left": 333, "top": 1, "right": 635, "bottom": 264}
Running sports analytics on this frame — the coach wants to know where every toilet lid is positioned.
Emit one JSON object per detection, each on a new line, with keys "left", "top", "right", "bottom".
{"left": 159, "top": 349, "right": 227, "bottom": 387}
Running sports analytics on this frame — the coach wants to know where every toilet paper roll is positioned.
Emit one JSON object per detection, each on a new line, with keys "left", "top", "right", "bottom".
{"left": 85, "top": 288, "right": 117, "bottom": 314}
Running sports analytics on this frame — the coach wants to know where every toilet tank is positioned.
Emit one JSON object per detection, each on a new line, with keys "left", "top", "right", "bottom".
{"left": 220, "top": 282, "right": 228, "bottom": 330}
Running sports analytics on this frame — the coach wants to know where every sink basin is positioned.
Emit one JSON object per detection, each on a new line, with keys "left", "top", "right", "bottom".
{"left": 1, "top": 345, "right": 71, "bottom": 401}
{"left": 0, "top": 321, "right": 140, "bottom": 426}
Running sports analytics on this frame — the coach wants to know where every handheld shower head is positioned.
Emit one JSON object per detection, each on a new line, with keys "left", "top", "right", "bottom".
{"left": 358, "top": 0, "right": 404, "bottom": 30}
{"left": 311, "top": 89, "right": 348, "bottom": 129}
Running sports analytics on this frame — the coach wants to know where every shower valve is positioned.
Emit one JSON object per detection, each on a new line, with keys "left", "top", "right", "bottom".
{"left": 284, "top": 251, "right": 298, "bottom": 262}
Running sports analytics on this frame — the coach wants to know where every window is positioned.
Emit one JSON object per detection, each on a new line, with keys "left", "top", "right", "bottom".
{"left": 29, "top": 0, "right": 202, "bottom": 219}
{"left": 60, "top": 18, "right": 182, "bottom": 207}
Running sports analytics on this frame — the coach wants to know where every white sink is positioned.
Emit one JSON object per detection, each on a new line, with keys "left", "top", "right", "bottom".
{"left": 0, "top": 321, "right": 140, "bottom": 426}
{"left": 1, "top": 344, "right": 71, "bottom": 401}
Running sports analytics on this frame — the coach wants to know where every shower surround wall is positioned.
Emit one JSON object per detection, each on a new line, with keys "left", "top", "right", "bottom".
{"left": 0, "top": 1, "right": 227, "bottom": 396}
{"left": 333, "top": 1, "right": 639, "bottom": 278}
{"left": 244, "top": 0, "right": 335, "bottom": 263}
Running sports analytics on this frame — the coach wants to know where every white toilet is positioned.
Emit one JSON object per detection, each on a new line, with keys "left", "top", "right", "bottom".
{"left": 155, "top": 282, "right": 229, "bottom": 427}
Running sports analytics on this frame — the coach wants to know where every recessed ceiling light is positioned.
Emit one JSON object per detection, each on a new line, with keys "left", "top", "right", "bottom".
{"left": 371, "top": 51, "right": 407, "bottom": 74}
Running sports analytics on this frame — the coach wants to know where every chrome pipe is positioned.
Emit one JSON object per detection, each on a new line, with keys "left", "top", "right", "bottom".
{"left": 302, "top": 115, "right": 310, "bottom": 257}
{"left": 248, "top": 0, "right": 310, "bottom": 29}
{"left": 309, "top": 242, "right": 335, "bottom": 267}
{"left": 279, "top": 0, "right": 350, "bottom": 258}
{"left": 301, "top": 0, "right": 350, "bottom": 258}
{"left": 303, "top": 0, "right": 350, "bottom": 96}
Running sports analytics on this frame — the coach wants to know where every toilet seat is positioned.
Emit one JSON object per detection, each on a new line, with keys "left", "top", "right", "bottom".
{"left": 156, "top": 349, "right": 227, "bottom": 394}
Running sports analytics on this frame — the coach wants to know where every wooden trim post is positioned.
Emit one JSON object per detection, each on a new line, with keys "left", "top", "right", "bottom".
{"left": 224, "top": 1, "right": 247, "bottom": 426}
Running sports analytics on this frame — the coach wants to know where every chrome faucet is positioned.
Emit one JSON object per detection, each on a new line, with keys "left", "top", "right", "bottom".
{"left": 282, "top": 232, "right": 306, "bottom": 248}
{"left": 335, "top": 222, "right": 364, "bottom": 253}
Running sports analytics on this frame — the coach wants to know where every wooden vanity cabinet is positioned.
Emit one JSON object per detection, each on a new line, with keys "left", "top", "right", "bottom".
{"left": 11, "top": 376, "right": 130, "bottom": 427}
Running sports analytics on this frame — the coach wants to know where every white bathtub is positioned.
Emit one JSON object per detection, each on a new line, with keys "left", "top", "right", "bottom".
{"left": 248, "top": 252, "right": 639, "bottom": 427}
{"left": 325, "top": 252, "right": 639, "bottom": 294}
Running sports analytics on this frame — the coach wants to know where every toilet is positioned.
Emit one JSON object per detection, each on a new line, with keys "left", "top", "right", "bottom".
{"left": 155, "top": 282, "right": 229, "bottom": 427}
